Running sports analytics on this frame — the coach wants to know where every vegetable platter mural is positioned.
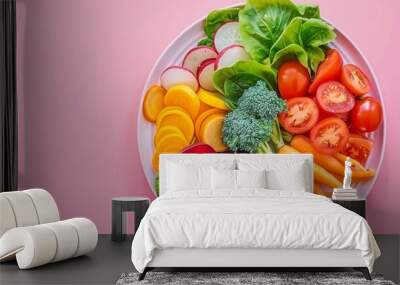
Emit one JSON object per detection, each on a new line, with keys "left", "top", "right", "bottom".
{"left": 137, "top": 0, "right": 385, "bottom": 198}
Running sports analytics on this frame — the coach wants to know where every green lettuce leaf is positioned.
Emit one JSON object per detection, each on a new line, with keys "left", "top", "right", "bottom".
{"left": 271, "top": 44, "right": 308, "bottom": 69}
{"left": 224, "top": 73, "right": 266, "bottom": 109}
{"left": 239, "top": 0, "right": 321, "bottom": 63}
{"left": 269, "top": 17, "right": 304, "bottom": 61}
{"left": 204, "top": 7, "right": 241, "bottom": 38}
{"left": 213, "top": 61, "right": 277, "bottom": 94}
{"left": 296, "top": 3, "right": 320, "bottom": 18}
{"left": 213, "top": 61, "right": 277, "bottom": 110}
{"left": 300, "top": 18, "right": 336, "bottom": 47}
{"left": 197, "top": 38, "right": 214, "bottom": 47}
{"left": 239, "top": 0, "right": 299, "bottom": 62}
{"left": 269, "top": 17, "right": 335, "bottom": 71}
{"left": 306, "top": 46, "right": 325, "bottom": 72}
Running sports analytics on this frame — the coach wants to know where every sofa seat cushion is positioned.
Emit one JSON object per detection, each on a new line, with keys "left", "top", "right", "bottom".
{"left": 0, "top": 218, "right": 97, "bottom": 269}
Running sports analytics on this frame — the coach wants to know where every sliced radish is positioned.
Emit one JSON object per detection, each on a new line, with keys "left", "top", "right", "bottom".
{"left": 160, "top": 66, "right": 199, "bottom": 91}
{"left": 215, "top": 45, "right": 250, "bottom": 70}
{"left": 214, "top": 21, "right": 241, "bottom": 53}
{"left": 197, "top": 59, "right": 216, "bottom": 91}
{"left": 182, "top": 46, "right": 217, "bottom": 74}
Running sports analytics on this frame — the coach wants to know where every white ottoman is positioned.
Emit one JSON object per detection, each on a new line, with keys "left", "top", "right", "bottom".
{"left": 0, "top": 189, "right": 98, "bottom": 269}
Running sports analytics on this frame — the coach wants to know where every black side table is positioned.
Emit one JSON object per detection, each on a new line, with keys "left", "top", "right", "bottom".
{"left": 332, "top": 199, "right": 366, "bottom": 218}
{"left": 112, "top": 197, "right": 150, "bottom": 242}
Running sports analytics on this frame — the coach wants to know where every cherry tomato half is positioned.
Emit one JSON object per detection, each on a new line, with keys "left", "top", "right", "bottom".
{"left": 312, "top": 96, "right": 350, "bottom": 123}
{"left": 341, "top": 64, "right": 370, "bottom": 96}
{"left": 343, "top": 134, "right": 373, "bottom": 165}
{"left": 278, "top": 60, "right": 310, "bottom": 99}
{"left": 309, "top": 49, "right": 343, "bottom": 94}
{"left": 310, "top": 117, "right": 349, "bottom": 154}
{"left": 316, "top": 81, "right": 355, "bottom": 114}
{"left": 348, "top": 124, "right": 369, "bottom": 138}
{"left": 279, "top": 97, "right": 319, "bottom": 134}
{"left": 318, "top": 107, "right": 350, "bottom": 123}
{"left": 350, "top": 97, "right": 383, "bottom": 132}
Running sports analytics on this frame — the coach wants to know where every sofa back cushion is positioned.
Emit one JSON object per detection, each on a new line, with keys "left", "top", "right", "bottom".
{"left": 0, "top": 189, "right": 60, "bottom": 238}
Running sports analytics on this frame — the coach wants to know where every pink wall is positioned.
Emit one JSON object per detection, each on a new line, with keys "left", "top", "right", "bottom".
{"left": 16, "top": 0, "right": 400, "bottom": 234}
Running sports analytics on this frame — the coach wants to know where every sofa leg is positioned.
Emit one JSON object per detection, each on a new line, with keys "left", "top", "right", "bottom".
{"left": 354, "top": 267, "right": 371, "bottom": 280}
{"left": 138, "top": 268, "right": 148, "bottom": 281}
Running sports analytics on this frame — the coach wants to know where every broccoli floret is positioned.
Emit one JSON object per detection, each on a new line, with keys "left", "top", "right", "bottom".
{"left": 281, "top": 128, "right": 293, "bottom": 144}
{"left": 222, "top": 109, "right": 273, "bottom": 153}
{"left": 270, "top": 118, "right": 285, "bottom": 150}
{"left": 238, "top": 81, "right": 286, "bottom": 121}
{"left": 222, "top": 81, "right": 288, "bottom": 154}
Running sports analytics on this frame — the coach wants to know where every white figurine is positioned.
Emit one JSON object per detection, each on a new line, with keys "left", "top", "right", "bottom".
{"left": 343, "top": 157, "right": 352, "bottom": 189}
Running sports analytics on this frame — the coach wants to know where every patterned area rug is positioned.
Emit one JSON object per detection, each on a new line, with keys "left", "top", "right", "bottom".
{"left": 117, "top": 271, "right": 396, "bottom": 285}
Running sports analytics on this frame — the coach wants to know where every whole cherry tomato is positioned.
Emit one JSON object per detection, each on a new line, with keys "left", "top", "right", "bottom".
{"left": 350, "top": 97, "right": 383, "bottom": 132}
{"left": 278, "top": 60, "right": 310, "bottom": 99}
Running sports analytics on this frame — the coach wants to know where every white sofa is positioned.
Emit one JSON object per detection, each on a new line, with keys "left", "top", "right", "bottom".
{"left": 0, "top": 189, "right": 98, "bottom": 269}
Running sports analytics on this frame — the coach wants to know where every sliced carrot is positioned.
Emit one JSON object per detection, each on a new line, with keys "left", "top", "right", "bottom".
{"left": 154, "top": 125, "right": 186, "bottom": 146}
{"left": 314, "top": 165, "right": 342, "bottom": 188}
{"left": 199, "top": 113, "right": 227, "bottom": 152}
{"left": 335, "top": 169, "right": 375, "bottom": 182}
{"left": 155, "top": 133, "right": 189, "bottom": 154}
{"left": 156, "top": 106, "right": 194, "bottom": 143}
{"left": 334, "top": 153, "right": 375, "bottom": 179}
{"left": 152, "top": 152, "right": 160, "bottom": 172}
{"left": 197, "top": 88, "right": 229, "bottom": 111}
{"left": 335, "top": 173, "right": 375, "bottom": 184}
{"left": 190, "top": 135, "right": 197, "bottom": 145}
{"left": 143, "top": 85, "right": 166, "bottom": 122}
{"left": 195, "top": 108, "right": 225, "bottom": 140}
{"left": 198, "top": 100, "right": 212, "bottom": 115}
{"left": 291, "top": 135, "right": 345, "bottom": 176}
{"left": 334, "top": 153, "right": 365, "bottom": 170}
{"left": 164, "top": 85, "right": 200, "bottom": 120}
{"left": 277, "top": 144, "right": 297, "bottom": 155}
{"left": 292, "top": 135, "right": 375, "bottom": 181}
{"left": 278, "top": 145, "right": 342, "bottom": 188}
